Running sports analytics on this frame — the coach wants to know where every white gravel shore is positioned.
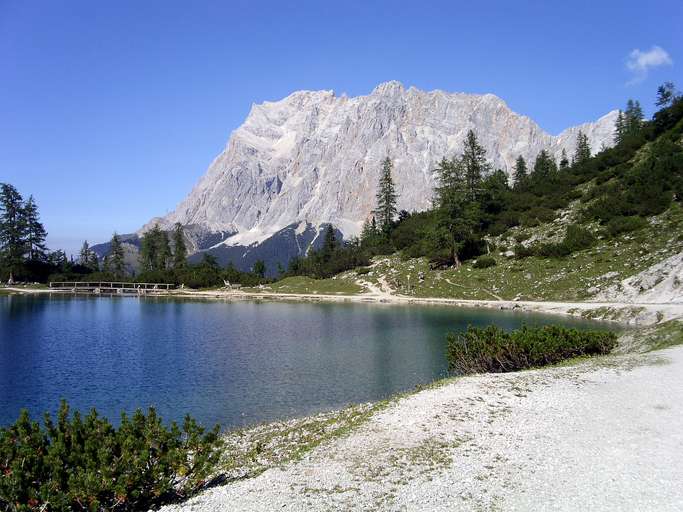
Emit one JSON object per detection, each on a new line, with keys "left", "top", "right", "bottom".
{"left": 161, "top": 344, "right": 683, "bottom": 512}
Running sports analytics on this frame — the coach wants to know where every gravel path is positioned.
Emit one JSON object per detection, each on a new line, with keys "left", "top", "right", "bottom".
{"left": 162, "top": 346, "right": 683, "bottom": 512}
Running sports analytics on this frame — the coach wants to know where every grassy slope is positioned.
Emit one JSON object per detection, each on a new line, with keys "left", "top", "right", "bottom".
{"left": 315, "top": 202, "right": 683, "bottom": 302}
{"left": 243, "top": 275, "right": 365, "bottom": 295}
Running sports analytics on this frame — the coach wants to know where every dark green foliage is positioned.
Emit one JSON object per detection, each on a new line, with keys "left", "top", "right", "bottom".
{"left": 252, "top": 259, "right": 266, "bottom": 278}
{"left": 0, "top": 401, "right": 222, "bottom": 511}
{"left": 139, "top": 225, "right": 171, "bottom": 272}
{"left": 373, "top": 157, "right": 399, "bottom": 234}
{"left": 573, "top": 130, "right": 591, "bottom": 165}
{"left": 562, "top": 224, "right": 595, "bottom": 252}
{"left": 106, "top": 233, "right": 126, "bottom": 278}
{"left": 605, "top": 216, "right": 648, "bottom": 237}
{"left": 22, "top": 196, "right": 48, "bottom": 262}
{"left": 446, "top": 325, "right": 617, "bottom": 374}
{"left": 472, "top": 255, "right": 496, "bottom": 268}
{"left": 0, "top": 183, "right": 29, "bottom": 273}
{"left": 172, "top": 223, "right": 187, "bottom": 270}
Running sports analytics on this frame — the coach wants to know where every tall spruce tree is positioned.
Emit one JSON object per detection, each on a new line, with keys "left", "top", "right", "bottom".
{"left": 614, "top": 110, "right": 626, "bottom": 145}
{"left": 172, "top": 223, "right": 187, "bottom": 269}
{"left": 573, "top": 131, "right": 591, "bottom": 165}
{"left": 79, "top": 241, "right": 91, "bottom": 266}
{"left": 139, "top": 224, "right": 170, "bottom": 272}
{"left": 23, "top": 195, "right": 48, "bottom": 261}
{"left": 321, "top": 224, "right": 337, "bottom": 261}
{"left": 559, "top": 149, "right": 570, "bottom": 170}
{"left": 656, "top": 81, "right": 678, "bottom": 107}
{"left": 461, "top": 130, "right": 490, "bottom": 200}
{"left": 532, "top": 150, "right": 557, "bottom": 179}
{"left": 0, "top": 183, "right": 28, "bottom": 270}
{"left": 512, "top": 156, "right": 528, "bottom": 189}
{"left": 109, "top": 233, "right": 125, "bottom": 277}
{"left": 373, "top": 157, "right": 398, "bottom": 234}
{"left": 624, "top": 99, "right": 644, "bottom": 136}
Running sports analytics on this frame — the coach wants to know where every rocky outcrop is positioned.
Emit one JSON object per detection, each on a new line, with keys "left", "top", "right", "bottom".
{"left": 146, "top": 81, "right": 618, "bottom": 244}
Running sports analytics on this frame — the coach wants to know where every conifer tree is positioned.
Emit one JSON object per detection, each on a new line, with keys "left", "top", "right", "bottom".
{"left": 109, "top": 233, "right": 125, "bottom": 277}
{"left": 434, "top": 157, "right": 465, "bottom": 207}
{"left": 532, "top": 150, "right": 557, "bottom": 179}
{"left": 461, "top": 130, "right": 490, "bottom": 200}
{"left": 373, "top": 157, "right": 398, "bottom": 234}
{"left": 656, "top": 81, "right": 678, "bottom": 107}
{"left": 23, "top": 195, "right": 48, "bottom": 261}
{"left": 252, "top": 260, "right": 266, "bottom": 278}
{"left": 79, "top": 241, "right": 91, "bottom": 266}
{"left": 172, "top": 223, "right": 187, "bottom": 269}
{"left": 321, "top": 224, "right": 337, "bottom": 261}
{"left": 0, "top": 183, "right": 28, "bottom": 270}
{"left": 614, "top": 111, "right": 626, "bottom": 145}
{"left": 624, "top": 99, "right": 644, "bottom": 136}
{"left": 559, "top": 149, "right": 570, "bottom": 170}
{"left": 573, "top": 131, "right": 591, "bottom": 165}
{"left": 512, "top": 156, "right": 527, "bottom": 189}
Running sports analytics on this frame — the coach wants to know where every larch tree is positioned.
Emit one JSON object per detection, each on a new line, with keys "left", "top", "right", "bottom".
{"left": 461, "top": 130, "right": 490, "bottom": 200}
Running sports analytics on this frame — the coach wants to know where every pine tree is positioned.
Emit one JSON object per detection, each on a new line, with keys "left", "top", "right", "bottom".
{"left": 109, "top": 233, "right": 125, "bottom": 277}
{"left": 321, "top": 224, "right": 337, "bottom": 261}
{"left": 434, "top": 157, "right": 465, "bottom": 207}
{"left": 614, "top": 111, "right": 626, "bottom": 145}
{"left": 79, "top": 241, "right": 91, "bottom": 266}
{"left": 461, "top": 130, "right": 490, "bottom": 200}
{"left": 172, "top": 223, "right": 187, "bottom": 269}
{"left": 0, "top": 183, "right": 28, "bottom": 270}
{"left": 373, "top": 157, "right": 398, "bottom": 234}
{"left": 88, "top": 250, "right": 100, "bottom": 272}
{"left": 512, "top": 156, "right": 527, "bottom": 188}
{"left": 532, "top": 150, "right": 557, "bottom": 179}
{"left": 656, "top": 81, "right": 678, "bottom": 107}
{"left": 252, "top": 260, "right": 266, "bottom": 278}
{"left": 559, "top": 149, "right": 570, "bottom": 170}
{"left": 624, "top": 99, "right": 644, "bottom": 136}
{"left": 139, "top": 224, "right": 170, "bottom": 272}
{"left": 23, "top": 195, "right": 48, "bottom": 261}
{"left": 573, "top": 131, "right": 591, "bottom": 165}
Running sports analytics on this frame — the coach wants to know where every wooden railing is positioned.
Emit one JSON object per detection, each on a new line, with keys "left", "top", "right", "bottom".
{"left": 49, "top": 282, "right": 176, "bottom": 293}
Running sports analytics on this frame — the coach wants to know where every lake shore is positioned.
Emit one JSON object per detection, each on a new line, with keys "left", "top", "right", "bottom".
{"left": 5, "top": 284, "right": 682, "bottom": 326}
{"left": 160, "top": 337, "right": 683, "bottom": 511}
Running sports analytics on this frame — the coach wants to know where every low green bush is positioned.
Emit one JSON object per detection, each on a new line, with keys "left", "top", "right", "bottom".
{"left": 355, "top": 266, "right": 371, "bottom": 275}
{"left": 472, "top": 256, "right": 496, "bottom": 269}
{"left": 562, "top": 224, "right": 595, "bottom": 252}
{"left": 606, "top": 215, "right": 648, "bottom": 237}
{"left": 446, "top": 325, "right": 617, "bottom": 374}
{"left": 0, "top": 401, "right": 223, "bottom": 512}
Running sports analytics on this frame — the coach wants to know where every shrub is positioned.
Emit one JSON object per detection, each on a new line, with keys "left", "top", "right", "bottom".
{"left": 606, "top": 216, "right": 648, "bottom": 237}
{"left": 355, "top": 266, "right": 371, "bottom": 275}
{"left": 0, "top": 401, "right": 223, "bottom": 512}
{"left": 562, "top": 224, "right": 595, "bottom": 252}
{"left": 472, "top": 256, "right": 497, "bottom": 269}
{"left": 446, "top": 325, "right": 617, "bottom": 374}
{"left": 513, "top": 244, "right": 535, "bottom": 259}
{"left": 532, "top": 241, "right": 571, "bottom": 258}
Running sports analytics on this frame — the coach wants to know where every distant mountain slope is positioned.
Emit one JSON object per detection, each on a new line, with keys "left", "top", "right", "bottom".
{"left": 146, "top": 81, "right": 617, "bottom": 246}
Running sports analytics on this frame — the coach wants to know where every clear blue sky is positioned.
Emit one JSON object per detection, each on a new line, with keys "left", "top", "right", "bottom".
{"left": 1, "top": 0, "right": 681, "bottom": 254}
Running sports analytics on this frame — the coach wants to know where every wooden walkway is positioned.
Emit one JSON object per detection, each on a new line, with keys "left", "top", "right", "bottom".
{"left": 49, "top": 281, "right": 176, "bottom": 295}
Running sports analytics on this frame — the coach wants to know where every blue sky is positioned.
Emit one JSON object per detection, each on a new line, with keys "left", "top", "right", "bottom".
{"left": 1, "top": 0, "right": 681, "bottom": 255}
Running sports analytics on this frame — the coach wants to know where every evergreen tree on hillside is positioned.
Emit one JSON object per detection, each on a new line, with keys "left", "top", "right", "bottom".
{"left": 79, "top": 241, "right": 91, "bottom": 266}
{"left": 109, "top": 233, "right": 125, "bottom": 277}
{"left": 614, "top": 110, "right": 626, "bottom": 145}
{"left": 559, "top": 149, "right": 570, "bottom": 170}
{"left": 23, "top": 195, "right": 48, "bottom": 261}
{"left": 461, "top": 130, "right": 490, "bottom": 200}
{"left": 434, "top": 157, "right": 465, "bottom": 206}
{"left": 512, "top": 156, "right": 528, "bottom": 189}
{"left": 321, "top": 224, "right": 337, "bottom": 262}
{"left": 656, "top": 81, "right": 678, "bottom": 107}
{"left": 573, "top": 131, "right": 591, "bottom": 165}
{"left": 532, "top": 150, "right": 557, "bottom": 179}
{"left": 172, "top": 223, "right": 187, "bottom": 269}
{"left": 624, "top": 99, "right": 644, "bottom": 136}
{"left": 139, "top": 224, "right": 171, "bottom": 272}
{"left": 373, "top": 157, "right": 398, "bottom": 234}
{"left": 252, "top": 259, "right": 266, "bottom": 278}
{"left": 0, "top": 183, "right": 28, "bottom": 270}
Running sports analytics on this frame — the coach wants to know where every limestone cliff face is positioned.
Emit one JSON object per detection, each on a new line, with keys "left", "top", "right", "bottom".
{"left": 146, "top": 81, "right": 618, "bottom": 245}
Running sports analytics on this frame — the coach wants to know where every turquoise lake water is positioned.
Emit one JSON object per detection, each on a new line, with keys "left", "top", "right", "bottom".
{"left": 0, "top": 294, "right": 606, "bottom": 429}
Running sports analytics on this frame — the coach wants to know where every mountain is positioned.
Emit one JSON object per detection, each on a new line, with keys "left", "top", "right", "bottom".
{"left": 137, "top": 81, "right": 618, "bottom": 274}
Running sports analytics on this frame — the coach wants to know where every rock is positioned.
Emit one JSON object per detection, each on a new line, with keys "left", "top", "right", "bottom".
{"left": 143, "top": 80, "right": 618, "bottom": 246}
{"left": 503, "top": 250, "right": 515, "bottom": 258}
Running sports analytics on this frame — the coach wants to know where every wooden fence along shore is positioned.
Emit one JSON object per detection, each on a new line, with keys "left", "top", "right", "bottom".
{"left": 49, "top": 282, "right": 176, "bottom": 295}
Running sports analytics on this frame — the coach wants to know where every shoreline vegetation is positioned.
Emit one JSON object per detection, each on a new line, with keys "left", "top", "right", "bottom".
{"left": 3, "top": 319, "right": 681, "bottom": 511}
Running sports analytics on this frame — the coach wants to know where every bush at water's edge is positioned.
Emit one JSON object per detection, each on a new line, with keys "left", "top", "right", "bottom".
{"left": 446, "top": 325, "right": 617, "bottom": 374}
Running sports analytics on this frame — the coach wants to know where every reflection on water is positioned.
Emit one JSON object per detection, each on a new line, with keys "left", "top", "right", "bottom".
{"left": 0, "top": 295, "right": 605, "bottom": 429}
